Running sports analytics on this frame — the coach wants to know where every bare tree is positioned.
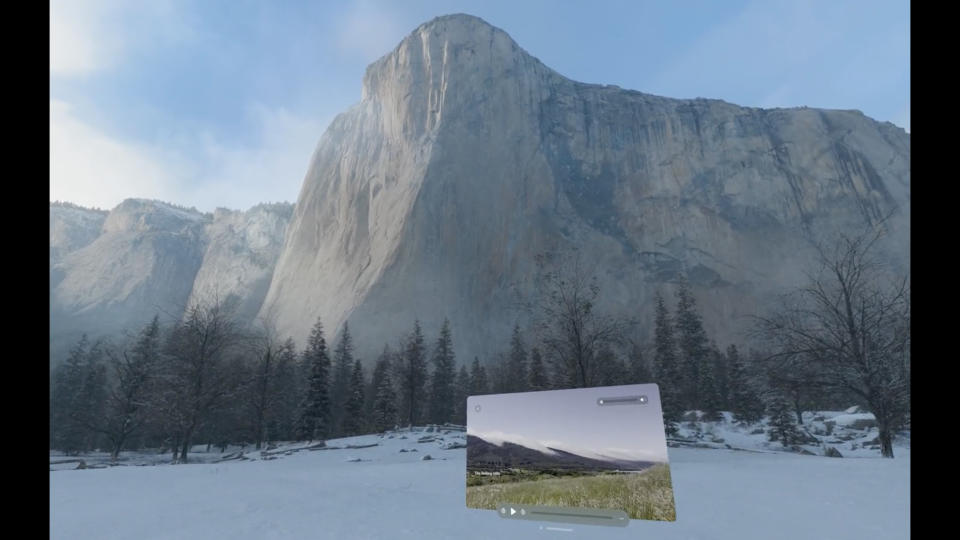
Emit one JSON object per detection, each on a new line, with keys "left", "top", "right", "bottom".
{"left": 101, "top": 316, "right": 162, "bottom": 460}
{"left": 247, "top": 317, "right": 283, "bottom": 450}
{"left": 160, "top": 297, "right": 245, "bottom": 463}
{"left": 754, "top": 225, "right": 909, "bottom": 457}
{"left": 530, "top": 250, "right": 632, "bottom": 388}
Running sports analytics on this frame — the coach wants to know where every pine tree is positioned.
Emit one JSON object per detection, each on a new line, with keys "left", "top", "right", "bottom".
{"left": 700, "top": 348, "right": 724, "bottom": 421}
{"left": 428, "top": 319, "right": 456, "bottom": 424}
{"left": 453, "top": 364, "right": 470, "bottom": 425}
{"left": 675, "top": 281, "right": 710, "bottom": 410}
{"left": 766, "top": 392, "right": 803, "bottom": 448}
{"left": 330, "top": 322, "right": 355, "bottom": 437}
{"left": 507, "top": 324, "right": 528, "bottom": 392}
{"left": 268, "top": 338, "right": 300, "bottom": 441}
{"left": 364, "top": 345, "right": 391, "bottom": 427}
{"left": 527, "top": 347, "right": 548, "bottom": 391}
{"left": 297, "top": 318, "right": 331, "bottom": 441}
{"left": 397, "top": 320, "right": 428, "bottom": 426}
{"left": 342, "top": 359, "right": 366, "bottom": 436}
{"left": 469, "top": 357, "right": 488, "bottom": 396}
{"left": 370, "top": 353, "right": 398, "bottom": 432}
{"left": 489, "top": 353, "right": 510, "bottom": 394}
{"left": 52, "top": 335, "right": 89, "bottom": 454}
{"left": 653, "top": 292, "right": 683, "bottom": 435}
{"left": 728, "top": 345, "right": 764, "bottom": 424}
{"left": 77, "top": 339, "right": 109, "bottom": 452}
{"left": 714, "top": 345, "right": 731, "bottom": 411}
{"left": 627, "top": 342, "right": 652, "bottom": 384}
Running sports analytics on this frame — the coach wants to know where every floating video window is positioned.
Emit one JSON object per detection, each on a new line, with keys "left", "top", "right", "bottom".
{"left": 466, "top": 384, "right": 676, "bottom": 524}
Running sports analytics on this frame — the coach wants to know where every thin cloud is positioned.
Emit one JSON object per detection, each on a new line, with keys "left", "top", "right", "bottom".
{"left": 184, "top": 103, "right": 328, "bottom": 211}
{"left": 50, "top": 99, "right": 323, "bottom": 212}
{"left": 50, "top": 0, "right": 114, "bottom": 75}
{"left": 50, "top": 99, "right": 180, "bottom": 208}
{"left": 336, "top": 0, "right": 408, "bottom": 62}
{"left": 50, "top": 0, "right": 194, "bottom": 77}
{"left": 652, "top": 1, "right": 848, "bottom": 100}
{"left": 468, "top": 429, "right": 666, "bottom": 462}
{"left": 758, "top": 83, "right": 796, "bottom": 109}
{"left": 467, "top": 430, "right": 560, "bottom": 455}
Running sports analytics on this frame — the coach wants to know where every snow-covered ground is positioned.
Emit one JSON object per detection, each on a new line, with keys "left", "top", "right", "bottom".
{"left": 51, "top": 419, "right": 910, "bottom": 540}
{"left": 672, "top": 407, "right": 910, "bottom": 458}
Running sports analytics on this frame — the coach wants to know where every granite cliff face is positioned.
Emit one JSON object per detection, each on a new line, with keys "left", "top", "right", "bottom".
{"left": 259, "top": 14, "right": 910, "bottom": 362}
{"left": 50, "top": 203, "right": 109, "bottom": 266}
{"left": 50, "top": 14, "right": 909, "bottom": 365}
{"left": 186, "top": 203, "right": 294, "bottom": 325}
{"left": 49, "top": 200, "right": 292, "bottom": 363}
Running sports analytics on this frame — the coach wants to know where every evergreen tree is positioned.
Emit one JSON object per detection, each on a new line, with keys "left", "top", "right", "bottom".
{"left": 297, "top": 318, "right": 331, "bottom": 441}
{"left": 675, "top": 281, "right": 710, "bottom": 410}
{"left": 428, "top": 319, "right": 457, "bottom": 424}
{"left": 397, "top": 320, "right": 428, "bottom": 426}
{"left": 342, "top": 359, "right": 366, "bottom": 436}
{"left": 507, "top": 324, "right": 528, "bottom": 392}
{"left": 453, "top": 364, "right": 470, "bottom": 425}
{"left": 52, "top": 336, "right": 89, "bottom": 454}
{"left": 489, "top": 353, "right": 510, "bottom": 394}
{"left": 728, "top": 345, "right": 764, "bottom": 424}
{"left": 627, "top": 342, "right": 652, "bottom": 384}
{"left": 370, "top": 353, "right": 398, "bottom": 432}
{"left": 766, "top": 392, "right": 803, "bottom": 448}
{"left": 364, "top": 345, "right": 392, "bottom": 426}
{"left": 653, "top": 292, "right": 683, "bottom": 435}
{"left": 268, "top": 338, "right": 300, "bottom": 441}
{"left": 330, "top": 322, "right": 355, "bottom": 437}
{"left": 713, "top": 345, "right": 731, "bottom": 411}
{"left": 527, "top": 347, "right": 548, "bottom": 391}
{"left": 469, "top": 357, "right": 488, "bottom": 396}
{"left": 700, "top": 348, "right": 724, "bottom": 421}
{"left": 76, "top": 339, "right": 109, "bottom": 452}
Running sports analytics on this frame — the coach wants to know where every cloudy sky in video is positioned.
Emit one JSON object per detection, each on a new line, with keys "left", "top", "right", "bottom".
{"left": 468, "top": 384, "right": 669, "bottom": 462}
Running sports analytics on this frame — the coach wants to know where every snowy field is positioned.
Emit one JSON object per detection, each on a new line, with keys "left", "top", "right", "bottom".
{"left": 51, "top": 418, "right": 910, "bottom": 540}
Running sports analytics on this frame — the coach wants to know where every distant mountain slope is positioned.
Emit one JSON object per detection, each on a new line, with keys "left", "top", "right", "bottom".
{"left": 49, "top": 199, "right": 293, "bottom": 364}
{"left": 50, "top": 13, "right": 908, "bottom": 366}
{"left": 50, "top": 202, "right": 109, "bottom": 266}
{"left": 466, "top": 434, "right": 655, "bottom": 471}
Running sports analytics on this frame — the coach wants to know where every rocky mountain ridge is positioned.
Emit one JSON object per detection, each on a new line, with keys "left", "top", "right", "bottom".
{"left": 50, "top": 14, "right": 909, "bottom": 366}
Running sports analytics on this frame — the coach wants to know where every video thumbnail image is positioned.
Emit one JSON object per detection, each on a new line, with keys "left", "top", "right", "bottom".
{"left": 466, "top": 384, "right": 676, "bottom": 521}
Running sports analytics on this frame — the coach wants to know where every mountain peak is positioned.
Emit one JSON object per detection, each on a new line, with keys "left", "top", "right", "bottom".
{"left": 361, "top": 13, "right": 538, "bottom": 109}
{"left": 414, "top": 13, "right": 499, "bottom": 33}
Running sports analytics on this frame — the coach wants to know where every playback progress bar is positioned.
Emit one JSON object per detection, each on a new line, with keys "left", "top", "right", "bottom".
{"left": 496, "top": 503, "right": 629, "bottom": 527}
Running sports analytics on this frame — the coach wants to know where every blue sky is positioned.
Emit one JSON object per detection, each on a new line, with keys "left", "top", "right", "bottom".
{"left": 50, "top": 0, "right": 910, "bottom": 213}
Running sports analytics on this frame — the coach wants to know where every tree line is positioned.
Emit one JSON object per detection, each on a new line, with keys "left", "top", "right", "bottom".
{"left": 50, "top": 302, "right": 486, "bottom": 463}
{"left": 50, "top": 225, "right": 909, "bottom": 460}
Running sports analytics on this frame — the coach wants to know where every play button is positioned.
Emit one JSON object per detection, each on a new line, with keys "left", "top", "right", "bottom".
{"left": 510, "top": 508, "right": 516, "bottom": 516}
